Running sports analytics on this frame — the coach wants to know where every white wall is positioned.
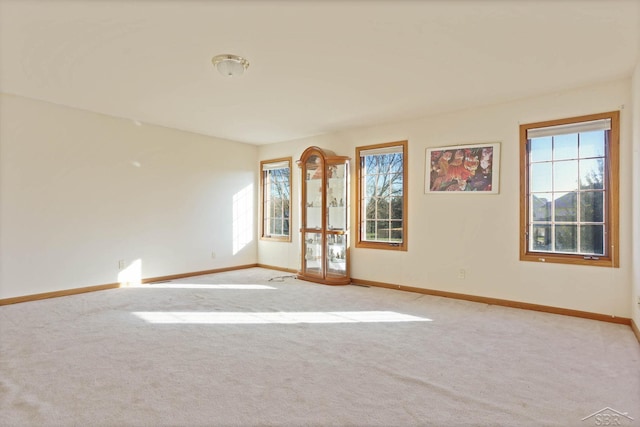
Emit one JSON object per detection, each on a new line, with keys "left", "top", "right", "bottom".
{"left": 259, "top": 78, "right": 633, "bottom": 317}
{"left": 632, "top": 60, "right": 640, "bottom": 327}
{"left": 2, "top": 78, "right": 634, "bottom": 317}
{"left": 0, "top": 94, "right": 258, "bottom": 299}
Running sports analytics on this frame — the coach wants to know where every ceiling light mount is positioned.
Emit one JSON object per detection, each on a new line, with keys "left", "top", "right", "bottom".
{"left": 211, "top": 54, "right": 250, "bottom": 77}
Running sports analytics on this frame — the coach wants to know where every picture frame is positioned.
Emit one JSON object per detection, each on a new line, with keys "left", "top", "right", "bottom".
{"left": 425, "top": 142, "right": 500, "bottom": 194}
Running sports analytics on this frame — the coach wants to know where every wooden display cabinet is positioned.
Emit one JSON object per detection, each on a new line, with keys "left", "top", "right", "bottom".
{"left": 297, "top": 146, "right": 350, "bottom": 285}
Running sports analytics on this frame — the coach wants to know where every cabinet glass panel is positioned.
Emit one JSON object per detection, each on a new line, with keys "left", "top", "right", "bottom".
{"left": 327, "top": 164, "right": 347, "bottom": 231}
{"left": 304, "top": 232, "right": 323, "bottom": 275}
{"left": 326, "top": 233, "right": 347, "bottom": 276}
{"left": 305, "top": 154, "right": 323, "bottom": 229}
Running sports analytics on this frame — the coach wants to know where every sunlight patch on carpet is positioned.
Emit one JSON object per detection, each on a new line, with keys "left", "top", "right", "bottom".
{"left": 132, "top": 311, "right": 432, "bottom": 324}
{"left": 137, "top": 284, "right": 276, "bottom": 290}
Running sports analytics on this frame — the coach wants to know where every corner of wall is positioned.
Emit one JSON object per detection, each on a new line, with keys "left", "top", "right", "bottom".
{"left": 631, "top": 57, "right": 640, "bottom": 329}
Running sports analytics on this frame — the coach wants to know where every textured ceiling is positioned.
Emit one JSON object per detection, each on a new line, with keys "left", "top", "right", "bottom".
{"left": 1, "top": 0, "right": 639, "bottom": 144}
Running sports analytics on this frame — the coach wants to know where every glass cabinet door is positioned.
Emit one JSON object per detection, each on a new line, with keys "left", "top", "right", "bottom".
{"left": 327, "top": 163, "right": 347, "bottom": 231}
{"left": 304, "top": 232, "right": 323, "bottom": 276}
{"left": 305, "top": 154, "right": 323, "bottom": 229}
{"left": 326, "top": 233, "right": 347, "bottom": 277}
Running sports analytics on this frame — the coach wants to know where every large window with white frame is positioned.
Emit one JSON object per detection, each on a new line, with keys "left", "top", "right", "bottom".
{"left": 260, "top": 158, "right": 291, "bottom": 241}
{"left": 356, "top": 141, "right": 408, "bottom": 251}
{"left": 520, "top": 111, "right": 619, "bottom": 267}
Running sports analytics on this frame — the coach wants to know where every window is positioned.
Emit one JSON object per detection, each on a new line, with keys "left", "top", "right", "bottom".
{"left": 520, "top": 111, "right": 619, "bottom": 267}
{"left": 260, "top": 158, "right": 291, "bottom": 241}
{"left": 356, "top": 141, "right": 408, "bottom": 251}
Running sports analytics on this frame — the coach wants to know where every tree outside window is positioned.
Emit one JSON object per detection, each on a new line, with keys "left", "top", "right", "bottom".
{"left": 356, "top": 141, "right": 408, "bottom": 251}
{"left": 260, "top": 158, "right": 291, "bottom": 241}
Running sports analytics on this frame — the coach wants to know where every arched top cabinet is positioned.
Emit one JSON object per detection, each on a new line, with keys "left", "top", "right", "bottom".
{"left": 297, "top": 147, "right": 350, "bottom": 285}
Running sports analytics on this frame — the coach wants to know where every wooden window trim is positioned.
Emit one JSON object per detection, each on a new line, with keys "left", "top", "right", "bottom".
{"left": 519, "top": 111, "right": 619, "bottom": 267}
{"left": 355, "top": 140, "right": 408, "bottom": 251}
{"left": 260, "top": 157, "right": 292, "bottom": 242}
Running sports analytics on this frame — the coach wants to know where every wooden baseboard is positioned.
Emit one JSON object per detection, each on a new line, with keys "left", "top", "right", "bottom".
{"left": 142, "top": 264, "right": 258, "bottom": 284}
{"left": 0, "top": 283, "right": 122, "bottom": 306}
{"left": 352, "top": 277, "right": 632, "bottom": 326}
{"left": 3, "top": 264, "right": 636, "bottom": 339}
{"left": 256, "top": 263, "right": 297, "bottom": 274}
{"left": 632, "top": 318, "right": 640, "bottom": 344}
{"left": 0, "top": 264, "right": 259, "bottom": 306}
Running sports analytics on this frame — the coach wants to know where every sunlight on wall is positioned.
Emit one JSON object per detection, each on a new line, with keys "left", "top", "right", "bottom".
{"left": 132, "top": 311, "right": 432, "bottom": 324}
{"left": 118, "top": 259, "right": 142, "bottom": 287}
{"left": 233, "top": 184, "right": 253, "bottom": 255}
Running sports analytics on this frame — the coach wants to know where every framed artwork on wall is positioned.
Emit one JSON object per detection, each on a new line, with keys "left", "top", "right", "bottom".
{"left": 425, "top": 142, "right": 500, "bottom": 194}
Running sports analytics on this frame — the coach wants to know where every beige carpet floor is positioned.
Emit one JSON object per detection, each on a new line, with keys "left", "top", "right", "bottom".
{"left": 1, "top": 267, "right": 639, "bottom": 426}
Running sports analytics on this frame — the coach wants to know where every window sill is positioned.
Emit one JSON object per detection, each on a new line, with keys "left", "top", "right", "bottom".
{"left": 356, "top": 241, "right": 407, "bottom": 251}
{"left": 260, "top": 236, "right": 292, "bottom": 243}
{"left": 520, "top": 252, "right": 618, "bottom": 268}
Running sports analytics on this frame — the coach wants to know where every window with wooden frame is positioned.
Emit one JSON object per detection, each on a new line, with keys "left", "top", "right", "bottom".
{"left": 356, "top": 141, "right": 408, "bottom": 251}
{"left": 520, "top": 111, "right": 619, "bottom": 267}
{"left": 260, "top": 158, "right": 292, "bottom": 241}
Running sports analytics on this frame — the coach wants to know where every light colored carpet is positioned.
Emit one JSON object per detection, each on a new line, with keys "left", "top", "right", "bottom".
{"left": 1, "top": 267, "right": 638, "bottom": 426}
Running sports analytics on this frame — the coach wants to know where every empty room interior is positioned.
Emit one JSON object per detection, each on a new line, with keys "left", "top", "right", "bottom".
{"left": 1, "top": 1, "right": 640, "bottom": 426}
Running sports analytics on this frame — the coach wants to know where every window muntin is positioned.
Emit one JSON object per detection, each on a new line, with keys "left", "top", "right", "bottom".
{"left": 260, "top": 158, "right": 291, "bottom": 241}
{"left": 520, "top": 112, "right": 619, "bottom": 267}
{"left": 356, "top": 141, "right": 407, "bottom": 251}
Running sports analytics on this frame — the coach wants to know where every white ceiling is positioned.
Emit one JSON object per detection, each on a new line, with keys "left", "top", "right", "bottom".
{"left": 1, "top": 1, "right": 639, "bottom": 145}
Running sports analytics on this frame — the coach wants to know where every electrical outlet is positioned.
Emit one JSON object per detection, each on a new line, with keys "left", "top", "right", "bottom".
{"left": 118, "top": 259, "right": 126, "bottom": 270}
{"left": 637, "top": 296, "right": 640, "bottom": 306}
{"left": 211, "top": 251, "right": 216, "bottom": 259}
{"left": 458, "top": 268, "right": 466, "bottom": 279}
